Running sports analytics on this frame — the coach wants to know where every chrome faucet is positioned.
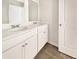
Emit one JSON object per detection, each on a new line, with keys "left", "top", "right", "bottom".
{"left": 11, "top": 24, "right": 20, "bottom": 28}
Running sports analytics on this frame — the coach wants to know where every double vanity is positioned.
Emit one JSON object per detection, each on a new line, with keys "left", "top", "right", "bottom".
{"left": 2, "top": 24, "right": 48, "bottom": 59}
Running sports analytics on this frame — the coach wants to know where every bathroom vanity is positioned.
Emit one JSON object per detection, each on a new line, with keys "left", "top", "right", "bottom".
{"left": 2, "top": 24, "right": 48, "bottom": 59}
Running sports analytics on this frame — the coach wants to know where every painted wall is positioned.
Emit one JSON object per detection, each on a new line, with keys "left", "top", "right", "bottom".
{"left": 39, "top": 0, "right": 58, "bottom": 46}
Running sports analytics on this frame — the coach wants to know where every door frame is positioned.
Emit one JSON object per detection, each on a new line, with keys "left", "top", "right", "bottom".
{"left": 59, "top": 0, "right": 65, "bottom": 52}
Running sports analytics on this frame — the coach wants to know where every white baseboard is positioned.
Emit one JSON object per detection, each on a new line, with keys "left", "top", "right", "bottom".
{"left": 59, "top": 46, "right": 77, "bottom": 58}
{"left": 48, "top": 41, "right": 58, "bottom": 47}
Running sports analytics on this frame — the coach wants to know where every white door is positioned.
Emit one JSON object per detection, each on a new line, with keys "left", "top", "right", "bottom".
{"left": 25, "top": 35, "right": 37, "bottom": 59}
{"left": 59, "top": 0, "right": 77, "bottom": 58}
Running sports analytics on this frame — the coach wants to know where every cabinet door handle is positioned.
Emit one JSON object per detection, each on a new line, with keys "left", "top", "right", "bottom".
{"left": 59, "top": 24, "right": 62, "bottom": 27}
{"left": 22, "top": 45, "right": 25, "bottom": 47}
{"left": 25, "top": 43, "right": 28, "bottom": 45}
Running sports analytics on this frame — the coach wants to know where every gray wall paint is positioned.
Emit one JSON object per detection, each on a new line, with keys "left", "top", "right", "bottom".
{"left": 40, "top": 0, "right": 58, "bottom": 46}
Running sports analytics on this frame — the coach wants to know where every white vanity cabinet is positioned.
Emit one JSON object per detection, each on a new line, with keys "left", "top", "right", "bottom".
{"left": 3, "top": 35, "right": 37, "bottom": 59}
{"left": 38, "top": 24, "right": 48, "bottom": 52}
{"left": 3, "top": 42, "right": 24, "bottom": 59}
{"left": 3, "top": 27, "right": 38, "bottom": 59}
{"left": 3, "top": 24, "right": 48, "bottom": 59}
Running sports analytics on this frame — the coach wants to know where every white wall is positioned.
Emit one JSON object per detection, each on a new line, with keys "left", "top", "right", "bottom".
{"left": 39, "top": 0, "right": 58, "bottom": 46}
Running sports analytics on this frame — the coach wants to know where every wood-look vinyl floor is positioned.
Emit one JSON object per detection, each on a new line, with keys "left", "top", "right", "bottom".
{"left": 34, "top": 43, "right": 76, "bottom": 59}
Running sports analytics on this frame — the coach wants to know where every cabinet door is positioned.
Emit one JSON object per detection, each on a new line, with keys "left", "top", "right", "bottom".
{"left": 38, "top": 25, "right": 48, "bottom": 52}
{"left": 3, "top": 43, "right": 25, "bottom": 59}
{"left": 25, "top": 35, "right": 37, "bottom": 59}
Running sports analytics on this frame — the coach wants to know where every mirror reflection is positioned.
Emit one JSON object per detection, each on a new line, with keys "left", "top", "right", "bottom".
{"left": 2, "top": 0, "right": 24, "bottom": 24}
{"left": 2, "top": 0, "right": 39, "bottom": 24}
{"left": 29, "top": 0, "right": 39, "bottom": 21}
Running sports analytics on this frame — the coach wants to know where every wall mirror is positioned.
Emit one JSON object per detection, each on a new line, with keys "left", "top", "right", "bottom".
{"left": 2, "top": 0, "right": 39, "bottom": 26}
{"left": 29, "top": 0, "right": 39, "bottom": 21}
{"left": 2, "top": 0, "right": 24, "bottom": 24}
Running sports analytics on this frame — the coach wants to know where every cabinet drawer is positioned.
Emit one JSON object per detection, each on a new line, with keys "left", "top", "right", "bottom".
{"left": 38, "top": 24, "right": 48, "bottom": 33}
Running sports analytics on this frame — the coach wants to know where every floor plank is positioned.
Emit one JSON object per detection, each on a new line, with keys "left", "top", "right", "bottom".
{"left": 34, "top": 43, "right": 76, "bottom": 59}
